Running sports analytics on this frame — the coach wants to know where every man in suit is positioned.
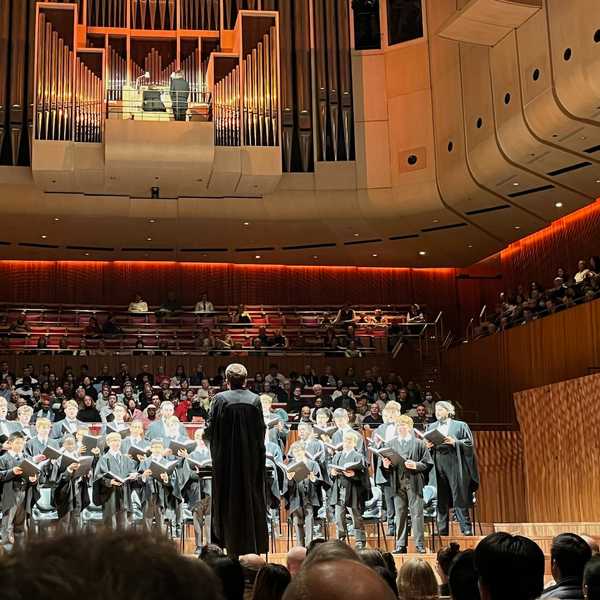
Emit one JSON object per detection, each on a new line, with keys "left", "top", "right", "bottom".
{"left": 169, "top": 70, "right": 190, "bottom": 122}
{"left": 205, "top": 363, "right": 268, "bottom": 558}
{"left": 425, "top": 401, "right": 479, "bottom": 536}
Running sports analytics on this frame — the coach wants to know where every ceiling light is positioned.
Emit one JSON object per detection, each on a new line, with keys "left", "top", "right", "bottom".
{"left": 512, "top": 182, "right": 520, "bottom": 186}
{"left": 353, "top": 233, "right": 359, "bottom": 237}
{"left": 41, "top": 234, "right": 47, "bottom": 239}
{"left": 84, "top": 253, "right": 90, "bottom": 256}
{"left": 596, "top": 179, "right": 600, "bottom": 184}
{"left": 313, "top": 255, "right": 319, "bottom": 259}
{"left": 467, "top": 244, "right": 473, "bottom": 248}
{"left": 255, "top": 255, "right": 261, "bottom": 259}
{"left": 514, "top": 226, "right": 521, "bottom": 230}
{"left": 146, "top": 237, "right": 152, "bottom": 241}
{"left": 555, "top": 202, "right": 563, "bottom": 208}
{"left": 419, "top": 251, "right": 427, "bottom": 256}
{"left": 372, "top": 253, "right": 378, "bottom": 257}
{"left": 433, "top": 219, "right": 439, "bottom": 223}
{"left": 243, "top": 222, "right": 250, "bottom": 226}
{"left": 53, "top": 217, "right": 60, "bottom": 222}
{"left": 149, "top": 219, "right": 156, "bottom": 224}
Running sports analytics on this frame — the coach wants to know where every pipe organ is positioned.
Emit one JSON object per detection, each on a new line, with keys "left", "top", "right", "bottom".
{"left": 2, "top": 0, "right": 356, "bottom": 174}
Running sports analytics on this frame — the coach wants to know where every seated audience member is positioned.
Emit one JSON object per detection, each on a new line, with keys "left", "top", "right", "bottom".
{"left": 396, "top": 559, "right": 439, "bottom": 600}
{"left": 251, "top": 564, "right": 291, "bottom": 600}
{"left": 194, "top": 293, "right": 215, "bottom": 313}
{"left": 448, "top": 549, "right": 480, "bottom": 600}
{"left": 77, "top": 395, "right": 101, "bottom": 423}
{"left": 436, "top": 542, "right": 461, "bottom": 597}
{"left": 474, "top": 532, "right": 545, "bottom": 600}
{"left": 128, "top": 293, "right": 149, "bottom": 313}
{"left": 283, "top": 558, "right": 396, "bottom": 600}
{"left": 333, "top": 303, "right": 356, "bottom": 325}
{"left": 231, "top": 304, "right": 252, "bottom": 324}
{"left": 156, "top": 291, "right": 182, "bottom": 319}
{"left": 286, "top": 546, "right": 307, "bottom": 578}
{"left": 574, "top": 260, "right": 594, "bottom": 284}
{"left": 541, "top": 533, "right": 593, "bottom": 600}
{"left": 584, "top": 555, "right": 600, "bottom": 600}
{"left": 102, "top": 313, "right": 122, "bottom": 337}
{"left": 581, "top": 534, "right": 600, "bottom": 555}
{"left": 84, "top": 316, "right": 103, "bottom": 338}
{"left": 240, "top": 554, "right": 267, "bottom": 598}
{"left": 9, "top": 314, "right": 31, "bottom": 333}
{"left": 0, "top": 530, "right": 221, "bottom": 600}
{"left": 362, "top": 403, "right": 383, "bottom": 427}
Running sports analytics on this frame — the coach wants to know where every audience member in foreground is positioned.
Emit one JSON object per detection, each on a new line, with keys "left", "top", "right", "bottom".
{"left": 0, "top": 530, "right": 222, "bottom": 600}
{"left": 301, "top": 539, "right": 360, "bottom": 570}
{"left": 542, "top": 533, "right": 592, "bottom": 600}
{"left": 203, "top": 555, "right": 244, "bottom": 600}
{"left": 584, "top": 555, "right": 600, "bottom": 600}
{"left": 396, "top": 558, "right": 439, "bottom": 600}
{"left": 448, "top": 549, "right": 480, "bottom": 600}
{"left": 436, "top": 542, "right": 461, "bottom": 597}
{"left": 251, "top": 564, "right": 291, "bottom": 600}
{"left": 282, "top": 558, "right": 396, "bottom": 600}
{"left": 474, "top": 532, "right": 545, "bottom": 600}
{"left": 286, "top": 546, "right": 307, "bottom": 578}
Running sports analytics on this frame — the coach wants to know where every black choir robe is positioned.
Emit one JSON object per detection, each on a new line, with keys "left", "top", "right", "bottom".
{"left": 284, "top": 459, "right": 323, "bottom": 515}
{"left": 51, "top": 454, "right": 92, "bottom": 518}
{"left": 328, "top": 449, "right": 371, "bottom": 511}
{"left": 381, "top": 437, "right": 433, "bottom": 495}
{"left": 180, "top": 446, "right": 212, "bottom": 508}
{"left": 426, "top": 419, "right": 480, "bottom": 507}
{"left": 92, "top": 452, "right": 137, "bottom": 516}
{"left": 205, "top": 388, "right": 269, "bottom": 556}
{"left": 137, "top": 456, "right": 181, "bottom": 511}
{"left": 25, "top": 436, "right": 59, "bottom": 458}
{"left": 0, "top": 452, "right": 40, "bottom": 514}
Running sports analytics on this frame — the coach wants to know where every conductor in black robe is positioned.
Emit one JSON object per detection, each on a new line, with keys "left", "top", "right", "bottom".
{"left": 425, "top": 401, "right": 479, "bottom": 536}
{"left": 205, "top": 363, "right": 269, "bottom": 557}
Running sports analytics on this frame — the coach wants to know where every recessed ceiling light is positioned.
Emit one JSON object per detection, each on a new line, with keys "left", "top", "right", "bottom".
{"left": 313, "top": 255, "right": 319, "bottom": 259}
{"left": 41, "top": 234, "right": 47, "bottom": 239}
{"left": 580, "top": 136, "right": 587, "bottom": 140}
{"left": 596, "top": 179, "right": 600, "bottom": 183}
{"left": 353, "top": 233, "right": 359, "bottom": 237}
{"left": 243, "top": 222, "right": 250, "bottom": 226}
{"left": 372, "top": 253, "right": 378, "bottom": 257}
{"left": 84, "top": 252, "right": 90, "bottom": 256}
{"left": 149, "top": 219, "right": 156, "bottom": 223}
{"left": 419, "top": 250, "right": 427, "bottom": 256}
{"left": 467, "top": 244, "right": 473, "bottom": 248}
{"left": 555, "top": 202, "right": 563, "bottom": 208}
{"left": 255, "top": 255, "right": 261, "bottom": 259}
{"left": 512, "top": 182, "right": 520, "bottom": 186}
{"left": 514, "top": 225, "right": 521, "bottom": 230}
{"left": 146, "top": 237, "right": 152, "bottom": 241}
{"left": 433, "top": 219, "right": 439, "bottom": 223}
{"left": 53, "top": 217, "right": 60, "bottom": 222}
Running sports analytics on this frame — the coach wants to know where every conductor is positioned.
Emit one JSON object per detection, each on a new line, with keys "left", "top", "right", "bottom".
{"left": 204, "top": 363, "right": 269, "bottom": 557}
{"left": 169, "top": 70, "right": 190, "bottom": 122}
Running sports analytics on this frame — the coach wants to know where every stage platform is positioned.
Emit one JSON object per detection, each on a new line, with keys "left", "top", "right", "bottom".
{"left": 179, "top": 521, "right": 600, "bottom": 577}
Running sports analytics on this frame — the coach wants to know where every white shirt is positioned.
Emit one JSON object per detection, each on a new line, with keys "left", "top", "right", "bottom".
{"left": 575, "top": 269, "right": 591, "bottom": 284}
{"left": 128, "top": 300, "right": 149, "bottom": 312}
{"left": 438, "top": 419, "right": 451, "bottom": 437}
{"left": 194, "top": 300, "right": 214, "bottom": 313}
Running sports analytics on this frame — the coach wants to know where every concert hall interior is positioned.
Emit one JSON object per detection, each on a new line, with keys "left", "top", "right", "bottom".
{"left": 1, "top": 1, "right": 600, "bottom": 599}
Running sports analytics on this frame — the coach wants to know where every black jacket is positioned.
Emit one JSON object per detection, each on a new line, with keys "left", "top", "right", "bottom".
{"left": 541, "top": 577, "right": 584, "bottom": 600}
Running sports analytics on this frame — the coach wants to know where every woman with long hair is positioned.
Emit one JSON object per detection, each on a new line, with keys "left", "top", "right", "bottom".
{"left": 250, "top": 564, "right": 291, "bottom": 600}
{"left": 397, "top": 558, "right": 439, "bottom": 600}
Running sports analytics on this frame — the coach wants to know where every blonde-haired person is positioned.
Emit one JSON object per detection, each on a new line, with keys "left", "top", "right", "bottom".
{"left": 397, "top": 558, "right": 439, "bottom": 600}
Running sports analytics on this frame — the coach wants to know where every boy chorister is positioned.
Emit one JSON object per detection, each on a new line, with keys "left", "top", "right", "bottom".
{"left": 93, "top": 431, "right": 137, "bottom": 530}
{"left": 13, "top": 405, "right": 36, "bottom": 439}
{"left": 381, "top": 415, "right": 432, "bottom": 554}
{"left": 121, "top": 420, "right": 150, "bottom": 461}
{"left": 180, "top": 427, "right": 212, "bottom": 553}
{"left": 330, "top": 408, "right": 365, "bottom": 454}
{"left": 284, "top": 441, "right": 322, "bottom": 547}
{"left": 138, "top": 438, "right": 179, "bottom": 533}
{"left": 0, "top": 432, "right": 39, "bottom": 548}
{"left": 25, "top": 417, "right": 58, "bottom": 460}
{"left": 329, "top": 431, "right": 370, "bottom": 549}
{"left": 52, "top": 434, "right": 92, "bottom": 533}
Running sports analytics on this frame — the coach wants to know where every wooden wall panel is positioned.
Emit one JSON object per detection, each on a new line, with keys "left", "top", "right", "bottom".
{"left": 473, "top": 430, "right": 526, "bottom": 523}
{"left": 443, "top": 299, "right": 600, "bottom": 425}
{"left": 515, "top": 373, "right": 600, "bottom": 522}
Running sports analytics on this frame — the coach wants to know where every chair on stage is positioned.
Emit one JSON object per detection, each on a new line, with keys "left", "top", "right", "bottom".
{"left": 30, "top": 487, "right": 58, "bottom": 535}
{"left": 362, "top": 493, "right": 389, "bottom": 551}
{"left": 470, "top": 492, "right": 483, "bottom": 536}
{"left": 423, "top": 484, "right": 442, "bottom": 552}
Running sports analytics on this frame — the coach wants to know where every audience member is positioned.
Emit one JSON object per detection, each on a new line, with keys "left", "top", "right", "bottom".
{"left": 448, "top": 549, "right": 480, "bottom": 600}
{"left": 286, "top": 546, "right": 307, "bottom": 578}
{"left": 542, "top": 533, "right": 592, "bottom": 600}
{"left": 204, "top": 555, "right": 244, "bottom": 600}
{"left": 0, "top": 531, "right": 221, "bottom": 600}
{"left": 584, "top": 555, "right": 600, "bottom": 600}
{"left": 251, "top": 564, "right": 291, "bottom": 600}
{"left": 474, "top": 532, "right": 545, "bottom": 600}
{"left": 128, "top": 293, "right": 149, "bottom": 313}
{"left": 396, "top": 558, "right": 439, "bottom": 600}
{"left": 436, "top": 542, "right": 461, "bottom": 597}
{"left": 194, "top": 293, "right": 215, "bottom": 313}
{"left": 283, "top": 559, "right": 396, "bottom": 600}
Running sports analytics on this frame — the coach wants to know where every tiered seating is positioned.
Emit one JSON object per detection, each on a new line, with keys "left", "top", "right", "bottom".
{"left": 0, "top": 303, "right": 434, "bottom": 355}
